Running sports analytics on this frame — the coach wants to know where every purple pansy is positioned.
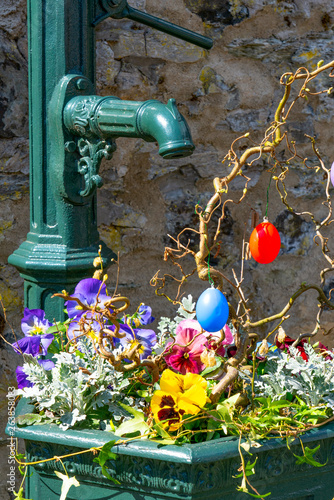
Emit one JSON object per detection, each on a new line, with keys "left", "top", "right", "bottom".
{"left": 67, "top": 313, "right": 104, "bottom": 342}
{"left": 65, "top": 278, "right": 110, "bottom": 319}
{"left": 12, "top": 333, "right": 54, "bottom": 356}
{"left": 16, "top": 358, "right": 55, "bottom": 390}
{"left": 38, "top": 359, "right": 55, "bottom": 370}
{"left": 117, "top": 323, "right": 157, "bottom": 360}
{"left": 16, "top": 366, "right": 33, "bottom": 389}
{"left": 12, "top": 308, "right": 54, "bottom": 357}
{"left": 21, "top": 308, "right": 53, "bottom": 336}
{"left": 137, "top": 305, "right": 155, "bottom": 325}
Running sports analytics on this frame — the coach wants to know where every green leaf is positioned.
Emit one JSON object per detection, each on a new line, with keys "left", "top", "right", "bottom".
{"left": 285, "top": 392, "right": 294, "bottom": 402}
{"left": 16, "top": 413, "right": 42, "bottom": 426}
{"left": 214, "top": 394, "right": 240, "bottom": 422}
{"left": 136, "top": 390, "right": 149, "bottom": 398}
{"left": 115, "top": 411, "right": 150, "bottom": 438}
{"left": 265, "top": 399, "right": 296, "bottom": 409}
{"left": 46, "top": 323, "right": 68, "bottom": 334}
{"left": 12, "top": 487, "right": 33, "bottom": 500}
{"left": 256, "top": 361, "right": 267, "bottom": 376}
{"left": 201, "top": 358, "right": 222, "bottom": 377}
{"left": 254, "top": 397, "right": 295, "bottom": 409}
{"left": 293, "top": 445, "right": 327, "bottom": 468}
{"left": 153, "top": 422, "right": 173, "bottom": 440}
{"left": 206, "top": 417, "right": 222, "bottom": 440}
{"left": 253, "top": 396, "right": 269, "bottom": 405}
{"left": 236, "top": 485, "right": 271, "bottom": 498}
{"left": 74, "top": 349, "right": 85, "bottom": 359}
{"left": 294, "top": 395, "right": 308, "bottom": 406}
{"left": 117, "top": 402, "right": 145, "bottom": 419}
{"left": 234, "top": 458, "right": 257, "bottom": 478}
{"left": 224, "top": 392, "right": 242, "bottom": 407}
{"left": 93, "top": 440, "right": 120, "bottom": 484}
{"left": 54, "top": 472, "right": 80, "bottom": 500}
{"left": 183, "top": 414, "right": 199, "bottom": 430}
{"left": 236, "top": 473, "right": 271, "bottom": 498}
{"left": 16, "top": 453, "right": 26, "bottom": 467}
{"left": 95, "top": 441, "right": 118, "bottom": 462}
{"left": 152, "top": 438, "right": 176, "bottom": 445}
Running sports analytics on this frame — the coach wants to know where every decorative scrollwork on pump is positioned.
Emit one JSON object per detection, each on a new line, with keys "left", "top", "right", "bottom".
{"left": 69, "top": 96, "right": 101, "bottom": 137}
{"left": 76, "top": 137, "right": 117, "bottom": 198}
{"left": 63, "top": 91, "right": 118, "bottom": 198}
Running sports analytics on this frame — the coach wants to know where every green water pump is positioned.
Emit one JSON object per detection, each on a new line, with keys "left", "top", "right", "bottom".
{"left": 8, "top": 0, "right": 212, "bottom": 320}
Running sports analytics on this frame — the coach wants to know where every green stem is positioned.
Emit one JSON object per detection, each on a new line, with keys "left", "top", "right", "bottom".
{"left": 251, "top": 351, "right": 256, "bottom": 410}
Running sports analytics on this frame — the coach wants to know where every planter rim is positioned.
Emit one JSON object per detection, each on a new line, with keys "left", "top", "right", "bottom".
{"left": 9, "top": 397, "right": 334, "bottom": 464}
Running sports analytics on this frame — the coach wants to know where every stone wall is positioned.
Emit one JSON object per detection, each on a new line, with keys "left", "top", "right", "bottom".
{"left": 1, "top": 1, "right": 334, "bottom": 496}
{"left": 94, "top": 0, "right": 334, "bottom": 338}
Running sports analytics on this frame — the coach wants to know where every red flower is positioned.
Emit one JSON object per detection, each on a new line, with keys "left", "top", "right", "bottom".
{"left": 164, "top": 319, "right": 208, "bottom": 374}
{"left": 276, "top": 335, "right": 308, "bottom": 361}
{"left": 205, "top": 324, "right": 234, "bottom": 357}
{"left": 317, "top": 342, "right": 334, "bottom": 361}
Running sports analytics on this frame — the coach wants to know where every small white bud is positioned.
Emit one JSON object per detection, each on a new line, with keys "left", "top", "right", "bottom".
{"left": 200, "top": 347, "right": 216, "bottom": 367}
{"left": 93, "top": 270, "right": 103, "bottom": 280}
{"left": 277, "top": 326, "right": 286, "bottom": 343}
{"left": 258, "top": 339, "right": 269, "bottom": 356}
{"left": 93, "top": 256, "right": 103, "bottom": 268}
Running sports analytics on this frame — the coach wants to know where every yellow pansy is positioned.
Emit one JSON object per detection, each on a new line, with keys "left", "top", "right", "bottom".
{"left": 160, "top": 369, "right": 207, "bottom": 394}
{"left": 151, "top": 369, "right": 208, "bottom": 431}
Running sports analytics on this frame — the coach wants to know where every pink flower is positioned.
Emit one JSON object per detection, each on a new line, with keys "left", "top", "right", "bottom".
{"left": 164, "top": 319, "right": 208, "bottom": 374}
{"left": 204, "top": 324, "right": 234, "bottom": 357}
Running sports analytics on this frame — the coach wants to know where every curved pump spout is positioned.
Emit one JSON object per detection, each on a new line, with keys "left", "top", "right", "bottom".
{"left": 63, "top": 96, "right": 194, "bottom": 159}
{"left": 135, "top": 98, "right": 194, "bottom": 158}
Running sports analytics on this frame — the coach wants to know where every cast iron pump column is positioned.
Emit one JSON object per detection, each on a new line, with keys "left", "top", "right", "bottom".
{"left": 8, "top": 0, "right": 212, "bottom": 320}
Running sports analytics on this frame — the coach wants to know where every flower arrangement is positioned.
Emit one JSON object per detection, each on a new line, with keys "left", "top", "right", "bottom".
{"left": 9, "top": 277, "right": 334, "bottom": 499}
{"left": 6, "top": 60, "right": 334, "bottom": 500}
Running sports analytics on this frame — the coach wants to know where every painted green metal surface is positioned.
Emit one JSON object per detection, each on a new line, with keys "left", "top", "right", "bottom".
{"left": 8, "top": 398, "right": 334, "bottom": 499}
{"left": 8, "top": 0, "right": 104, "bottom": 320}
{"left": 8, "top": 0, "right": 211, "bottom": 320}
{"left": 63, "top": 92, "right": 194, "bottom": 159}
{"left": 92, "top": 0, "right": 213, "bottom": 49}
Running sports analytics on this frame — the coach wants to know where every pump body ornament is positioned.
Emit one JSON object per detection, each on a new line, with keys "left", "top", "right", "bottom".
{"left": 64, "top": 95, "right": 194, "bottom": 159}
{"left": 50, "top": 74, "right": 194, "bottom": 203}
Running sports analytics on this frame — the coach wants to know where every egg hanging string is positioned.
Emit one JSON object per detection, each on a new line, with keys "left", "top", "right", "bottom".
{"left": 204, "top": 223, "right": 215, "bottom": 287}
{"left": 197, "top": 211, "right": 230, "bottom": 331}
{"left": 197, "top": 202, "right": 215, "bottom": 287}
{"left": 265, "top": 170, "right": 274, "bottom": 219}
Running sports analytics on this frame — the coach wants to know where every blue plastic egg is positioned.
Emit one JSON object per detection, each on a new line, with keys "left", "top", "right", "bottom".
{"left": 196, "top": 288, "right": 229, "bottom": 332}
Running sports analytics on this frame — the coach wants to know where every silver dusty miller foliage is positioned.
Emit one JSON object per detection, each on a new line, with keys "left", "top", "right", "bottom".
{"left": 250, "top": 344, "right": 334, "bottom": 411}
{"left": 16, "top": 337, "right": 132, "bottom": 430}
{"left": 156, "top": 294, "right": 196, "bottom": 346}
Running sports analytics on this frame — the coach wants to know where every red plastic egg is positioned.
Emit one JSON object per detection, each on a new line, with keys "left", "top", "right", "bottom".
{"left": 249, "top": 221, "right": 281, "bottom": 264}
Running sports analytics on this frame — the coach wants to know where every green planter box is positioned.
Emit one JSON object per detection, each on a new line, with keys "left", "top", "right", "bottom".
{"left": 9, "top": 398, "right": 334, "bottom": 500}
